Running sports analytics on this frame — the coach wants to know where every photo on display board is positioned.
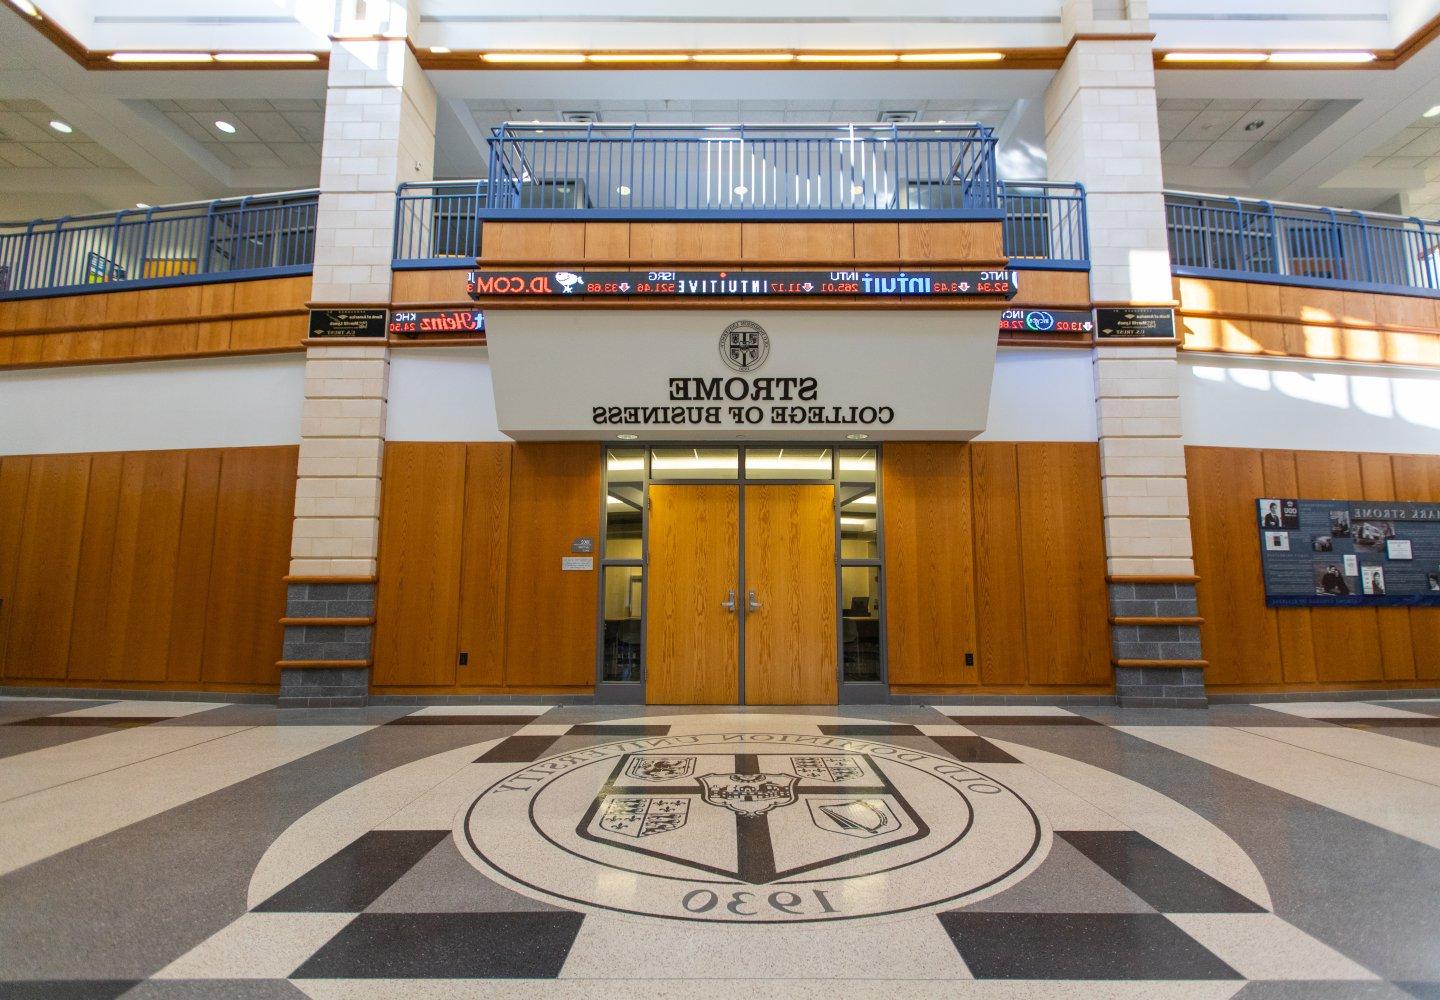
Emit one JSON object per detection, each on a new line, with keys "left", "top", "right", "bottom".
{"left": 1344, "top": 554, "right": 1359, "bottom": 576}
{"left": 1386, "top": 539, "right": 1413, "bottom": 560}
{"left": 1311, "top": 535, "right": 1333, "bottom": 552}
{"left": 1353, "top": 520, "right": 1396, "bottom": 551}
{"left": 1428, "top": 572, "right": 1440, "bottom": 592}
{"left": 1362, "top": 566, "right": 1387, "bottom": 596}
{"left": 1330, "top": 511, "right": 1352, "bottom": 537}
{"left": 1313, "top": 560, "right": 1355, "bottom": 597}
{"left": 1265, "top": 531, "right": 1291, "bottom": 552}
{"left": 1258, "top": 499, "right": 1300, "bottom": 529}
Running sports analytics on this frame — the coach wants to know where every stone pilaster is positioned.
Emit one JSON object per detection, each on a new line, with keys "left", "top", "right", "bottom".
{"left": 1045, "top": 14, "right": 1205, "bottom": 706}
{"left": 279, "top": 20, "right": 436, "bottom": 707}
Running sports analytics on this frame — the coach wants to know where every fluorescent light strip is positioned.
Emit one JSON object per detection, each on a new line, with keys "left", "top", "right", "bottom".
{"left": 691, "top": 53, "right": 795, "bottom": 62}
{"left": 897, "top": 52, "right": 1004, "bottom": 63}
{"left": 1267, "top": 50, "right": 1375, "bottom": 63}
{"left": 795, "top": 53, "right": 900, "bottom": 63}
{"left": 213, "top": 52, "right": 320, "bottom": 63}
{"left": 481, "top": 52, "right": 586, "bottom": 63}
{"left": 108, "top": 51, "right": 214, "bottom": 63}
{"left": 1162, "top": 51, "right": 1268, "bottom": 63}
{"left": 588, "top": 53, "right": 690, "bottom": 63}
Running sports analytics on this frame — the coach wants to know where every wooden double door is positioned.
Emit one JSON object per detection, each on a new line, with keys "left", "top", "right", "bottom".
{"left": 645, "top": 484, "right": 838, "bottom": 705}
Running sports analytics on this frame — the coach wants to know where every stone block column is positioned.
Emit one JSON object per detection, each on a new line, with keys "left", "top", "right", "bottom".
{"left": 1044, "top": 13, "right": 1205, "bottom": 706}
{"left": 278, "top": 21, "right": 436, "bottom": 707}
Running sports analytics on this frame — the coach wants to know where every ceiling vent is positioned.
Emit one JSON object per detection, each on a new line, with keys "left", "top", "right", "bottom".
{"left": 878, "top": 110, "right": 919, "bottom": 124}
{"left": 561, "top": 110, "right": 601, "bottom": 123}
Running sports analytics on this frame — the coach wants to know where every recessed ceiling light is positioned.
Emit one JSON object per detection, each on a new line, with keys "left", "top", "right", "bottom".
{"left": 108, "top": 51, "right": 214, "bottom": 63}
{"left": 1244, "top": 120, "right": 1265, "bottom": 131}
{"left": 733, "top": 185, "right": 749, "bottom": 195}
{"left": 616, "top": 185, "right": 631, "bottom": 196}
{"left": 846, "top": 433, "right": 870, "bottom": 440}
{"left": 616, "top": 433, "right": 639, "bottom": 440}
{"left": 13, "top": 0, "right": 40, "bottom": 16}
{"left": 430, "top": 46, "right": 451, "bottom": 54}
{"left": 213, "top": 52, "right": 320, "bottom": 63}
{"left": 135, "top": 202, "right": 150, "bottom": 208}
{"left": 48, "top": 120, "right": 72, "bottom": 133}
{"left": 850, "top": 183, "right": 865, "bottom": 196}
{"left": 214, "top": 120, "right": 237, "bottom": 133}
{"left": 1267, "top": 51, "right": 1375, "bottom": 63}
{"left": 1162, "top": 51, "right": 1268, "bottom": 63}
{"left": 1424, "top": 105, "right": 1440, "bottom": 118}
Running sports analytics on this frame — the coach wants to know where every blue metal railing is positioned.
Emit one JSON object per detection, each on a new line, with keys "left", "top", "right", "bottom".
{"left": 483, "top": 122, "right": 1000, "bottom": 218}
{"left": 0, "top": 190, "right": 319, "bottom": 298}
{"left": 1000, "top": 180, "right": 1089, "bottom": 269}
{"left": 394, "top": 175, "right": 1092, "bottom": 269}
{"left": 1165, "top": 191, "right": 1440, "bottom": 295}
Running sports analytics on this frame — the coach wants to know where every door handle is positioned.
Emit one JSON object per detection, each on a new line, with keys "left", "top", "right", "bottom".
{"left": 747, "top": 589, "right": 762, "bottom": 613}
{"left": 722, "top": 589, "right": 737, "bottom": 613}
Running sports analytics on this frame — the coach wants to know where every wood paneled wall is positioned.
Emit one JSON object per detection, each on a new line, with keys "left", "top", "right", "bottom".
{"left": 0, "top": 275, "right": 309, "bottom": 370}
{"left": 1176, "top": 276, "right": 1440, "bottom": 368}
{"left": 0, "top": 445, "right": 297, "bottom": 691}
{"left": 884, "top": 441, "right": 1112, "bottom": 692}
{"left": 1187, "top": 445, "right": 1440, "bottom": 690}
{"left": 372, "top": 441, "right": 599, "bottom": 694}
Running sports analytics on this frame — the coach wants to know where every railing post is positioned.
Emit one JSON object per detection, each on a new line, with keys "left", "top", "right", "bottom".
{"left": 16, "top": 220, "right": 37, "bottom": 291}
{"left": 1413, "top": 217, "right": 1439, "bottom": 291}
{"left": 1076, "top": 182, "right": 1090, "bottom": 265}
{"left": 1261, "top": 200, "right": 1279, "bottom": 275}
{"left": 1320, "top": 206, "right": 1343, "bottom": 280}
{"left": 135, "top": 205, "right": 157, "bottom": 280}
{"left": 45, "top": 217, "right": 70, "bottom": 289}
{"left": 199, "top": 199, "right": 218, "bottom": 274}
{"left": 1355, "top": 211, "right": 1374, "bottom": 284}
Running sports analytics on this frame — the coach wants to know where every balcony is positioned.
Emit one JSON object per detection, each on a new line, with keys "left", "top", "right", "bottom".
{"left": 1166, "top": 192, "right": 1440, "bottom": 297}
{"left": 394, "top": 123, "right": 1090, "bottom": 270}
{"left": 0, "top": 191, "right": 318, "bottom": 300}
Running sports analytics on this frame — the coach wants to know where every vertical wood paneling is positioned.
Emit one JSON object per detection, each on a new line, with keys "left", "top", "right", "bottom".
{"left": 969, "top": 444, "right": 1029, "bottom": 686}
{"left": 1186, "top": 447, "right": 1281, "bottom": 686}
{"left": 66, "top": 453, "right": 124, "bottom": 682}
{"left": 372, "top": 443, "right": 467, "bottom": 687}
{"left": 0, "top": 457, "right": 34, "bottom": 677}
{"left": 455, "top": 443, "right": 513, "bottom": 687}
{"left": 1015, "top": 443, "right": 1111, "bottom": 686}
{"left": 502, "top": 443, "right": 600, "bottom": 688}
{"left": 103, "top": 451, "right": 188, "bottom": 682}
{"left": 4, "top": 454, "right": 91, "bottom": 680}
{"left": 882, "top": 442, "right": 977, "bottom": 686}
{"left": 200, "top": 447, "right": 295, "bottom": 685}
{"left": 1393, "top": 455, "right": 1440, "bottom": 681}
{"left": 167, "top": 450, "right": 222, "bottom": 685}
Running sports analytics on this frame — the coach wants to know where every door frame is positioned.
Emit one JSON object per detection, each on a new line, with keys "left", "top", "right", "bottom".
{"left": 594, "top": 442, "right": 888, "bottom": 705}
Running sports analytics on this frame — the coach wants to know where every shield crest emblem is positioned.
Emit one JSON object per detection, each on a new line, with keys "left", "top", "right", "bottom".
{"left": 625, "top": 756, "right": 695, "bottom": 782}
{"left": 697, "top": 772, "right": 797, "bottom": 816}
{"left": 718, "top": 320, "right": 770, "bottom": 372}
{"left": 599, "top": 796, "right": 689, "bottom": 838}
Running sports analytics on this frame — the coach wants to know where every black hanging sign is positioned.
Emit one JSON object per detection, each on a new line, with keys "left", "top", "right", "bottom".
{"left": 308, "top": 308, "right": 388, "bottom": 339}
{"left": 1094, "top": 306, "right": 1176, "bottom": 339}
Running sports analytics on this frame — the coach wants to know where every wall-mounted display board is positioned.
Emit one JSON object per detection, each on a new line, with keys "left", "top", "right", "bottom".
{"left": 388, "top": 309, "right": 485, "bottom": 338}
{"left": 1095, "top": 306, "right": 1175, "bottom": 339}
{"left": 308, "top": 308, "right": 388, "bottom": 339}
{"left": 467, "top": 269, "right": 1019, "bottom": 299}
{"left": 1258, "top": 498, "right": 1440, "bottom": 607}
{"left": 998, "top": 308, "right": 1093, "bottom": 335}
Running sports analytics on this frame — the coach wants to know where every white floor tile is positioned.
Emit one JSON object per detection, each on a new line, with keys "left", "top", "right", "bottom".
{"left": 406, "top": 705, "right": 556, "bottom": 716}
{"left": 155, "top": 912, "right": 355, "bottom": 979}
{"left": 1167, "top": 913, "right": 1378, "bottom": 980}
{"left": 1254, "top": 702, "right": 1431, "bottom": 719}
{"left": 56, "top": 700, "right": 229, "bottom": 718}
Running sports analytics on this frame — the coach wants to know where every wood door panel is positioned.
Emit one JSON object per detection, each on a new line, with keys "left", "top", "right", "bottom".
{"left": 646, "top": 485, "right": 739, "bottom": 705}
{"left": 456, "top": 443, "right": 513, "bottom": 687}
{"left": 743, "top": 484, "right": 837, "bottom": 705}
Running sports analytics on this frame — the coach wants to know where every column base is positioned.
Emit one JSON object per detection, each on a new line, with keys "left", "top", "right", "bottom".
{"left": 1113, "top": 665, "right": 1208, "bottom": 708}
{"left": 278, "top": 666, "right": 371, "bottom": 708}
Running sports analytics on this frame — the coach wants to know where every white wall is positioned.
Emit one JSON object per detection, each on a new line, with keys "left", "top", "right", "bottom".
{"left": 386, "top": 346, "right": 510, "bottom": 442}
{"left": 1179, "top": 354, "right": 1440, "bottom": 455}
{"left": 0, "top": 355, "right": 304, "bottom": 456}
{"left": 977, "top": 347, "right": 1098, "bottom": 442}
